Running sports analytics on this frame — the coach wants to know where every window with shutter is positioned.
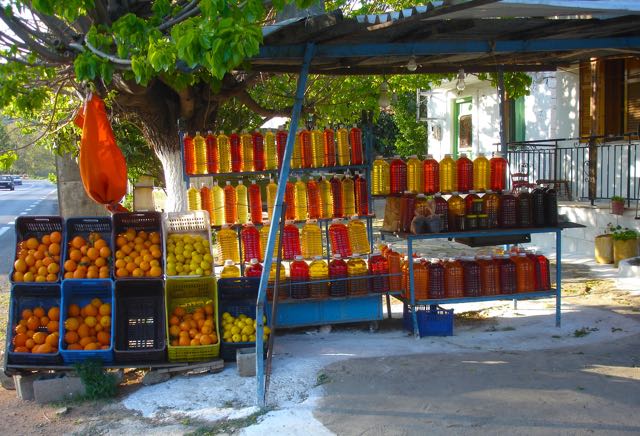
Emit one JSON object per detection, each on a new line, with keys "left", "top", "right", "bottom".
{"left": 626, "top": 59, "right": 640, "bottom": 136}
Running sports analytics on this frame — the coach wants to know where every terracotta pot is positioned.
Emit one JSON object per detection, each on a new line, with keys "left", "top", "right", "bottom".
{"left": 595, "top": 234, "right": 613, "bottom": 264}
{"left": 613, "top": 238, "right": 638, "bottom": 266}
{"left": 611, "top": 199, "right": 625, "bottom": 215}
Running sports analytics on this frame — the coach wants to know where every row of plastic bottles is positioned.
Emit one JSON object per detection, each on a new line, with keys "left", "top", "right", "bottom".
{"left": 183, "top": 126, "right": 364, "bottom": 175}
{"left": 187, "top": 172, "right": 370, "bottom": 224}
{"left": 214, "top": 217, "right": 371, "bottom": 265}
{"left": 372, "top": 153, "right": 508, "bottom": 195}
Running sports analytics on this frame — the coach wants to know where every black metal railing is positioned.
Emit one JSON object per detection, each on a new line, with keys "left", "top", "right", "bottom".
{"left": 500, "top": 133, "right": 640, "bottom": 205}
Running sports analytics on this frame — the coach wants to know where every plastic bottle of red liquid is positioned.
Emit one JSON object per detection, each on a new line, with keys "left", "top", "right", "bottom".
{"left": 444, "top": 258, "right": 464, "bottom": 298}
{"left": 460, "top": 256, "right": 481, "bottom": 297}
{"left": 498, "top": 193, "right": 517, "bottom": 228}
{"left": 477, "top": 255, "right": 499, "bottom": 295}
{"left": 183, "top": 133, "right": 196, "bottom": 175}
{"left": 497, "top": 254, "right": 516, "bottom": 294}
{"left": 387, "top": 250, "right": 402, "bottom": 292}
{"left": 390, "top": 156, "right": 407, "bottom": 194}
{"left": 400, "top": 191, "right": 416, "bottom": 233}
{"left": 428, "top": 259, "right": 445, "bottom": 299}
{"left": 224, "top": 181, "right": 237, "bottom": 224}
{"left": 245, "top": 258, "right": 263, "bottom": 277}
{"left": 252, "top": 131, "right": 265, "bottom": 171}
{"left": 323, "top": 128, "right": 336, "bottom": 167}
{"left": 290, "top": 255, "right": 310, "bottom": 299}
{"left": 241, "top": 223, "right": 261, "bottom": 262}
{"left": 433, "top": 193, "right": 449, "bottom": 232}
{"left": 307, "top": 177, "right": 320, "bottom": 219}
{"left": 525, "top": 250, "right": 542, "bottom": 291}
{"left": 490, "top": 152, "right": 508, "bottom": 191}
{"left": 354, "top": 172, "right": 369, "bottom": 216}
{"left": 515, "top": 252, "right": 535, "bottom": 292}
{"left": 205, "top": 131, "right": 218, "bottom": 174}
{"left": 349, "top": 125, "right": 364, "bottom": 165}
{"left": 423, "top": 155, "right": 440, "bottom": 194}
{"left": 464, "top": 190, "right": 480, "bottom": 214}
{"left": 276, "top": 130, "right": 288, "bottom": 168}
{"left": 329, "top": 254, "right": 348, "bottom": 297}
{"left": 329, "top": 219, "right": 352, "bottom": 257}
{"left": 536, "top": 251, "right": 551, "bottom": 290}
{"left": 282, "top": 221, "right": 301, "bottom": 260}
{"left": 299, "top": 130, "right": 313, "bottom": 168}
{"left": 248, "top": 180, "right": 263, "bottom": 224}
{"left": 330, "top": 175, "right": 344, "bottom": 218}
{"left": 456, "top": 153, "right": 473, "bottom": 193}
{"left": 229, "top": 131, "right": 242, "bottom": 172}
{"left": 285, "top": 180, "right": 296, "bottom": 220}
{"left": 369, "top": 252, "right": 389, "bottom": 293}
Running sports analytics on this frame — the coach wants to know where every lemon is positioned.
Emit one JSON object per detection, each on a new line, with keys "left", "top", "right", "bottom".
{"left": 232, "top": 333, "right": 241, "bottom": 343}
{"left": 223, "top": 330, "right": 232, "bottom": 340}
{"left": 231, "top": 326, "right": 241, "bottom": 335}
{"left": 241, "top": 325, "right": 254, "bottom": 335}
{"left": 249, "top": 334, "right": 256, "bottom": 342}
{"left": 238, "top": 314, "right": 247, "bottom": 320}
{"left": 241, "top": 334, "right": 249, "bottom": 342}
{"left": 222, "top": 312, "right": 231, "bottom": 320}
{"left": 264, "top": 326, "right": 271, "bottom": 335}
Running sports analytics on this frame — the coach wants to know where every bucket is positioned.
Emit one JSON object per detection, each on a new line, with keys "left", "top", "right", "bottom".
{"left": 613, "top": 238, "right": 638, "bottom": 267}
{"left": 594, "top": 234, "right": 613, "bottom": 264}
{"left": 611, "top": 200, "right": 625, "bottom": 216}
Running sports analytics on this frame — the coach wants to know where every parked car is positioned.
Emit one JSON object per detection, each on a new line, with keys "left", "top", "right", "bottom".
{"left": 12, "top": 175, "right": 22, "bottom": 185}
{"left": 0, "top": 175, "right": 15, "bottom": 190}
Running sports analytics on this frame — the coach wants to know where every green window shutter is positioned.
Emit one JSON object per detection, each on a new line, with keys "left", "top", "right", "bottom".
{"left": 515, "top": 96, "right": 525, "bottom": 142}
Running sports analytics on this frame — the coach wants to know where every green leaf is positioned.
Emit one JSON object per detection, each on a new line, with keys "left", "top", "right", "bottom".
{"left": 73, "top": 52, "right": 99, "bottom": 81}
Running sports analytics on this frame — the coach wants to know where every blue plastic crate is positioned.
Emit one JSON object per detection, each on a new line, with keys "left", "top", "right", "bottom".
{"left": 59, "top": 279, "right": 115, "bottom": 364}
{"left": 403, "top": 304, "right": 453, "bottom": 337}
{"left": 217, "top": 277, "right": 260, "bottom": 300}
{"left": 219, "top": 298, "right": 269, "bottom": 362}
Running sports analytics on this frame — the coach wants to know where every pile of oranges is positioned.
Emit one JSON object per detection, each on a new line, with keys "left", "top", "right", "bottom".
{"left": 63, "top": 233, "right": 111, "bottom": 279}
{"left": 12, "top": 231, "right": 62, "bottom": 282}
{"left": 12, "top": 305, "right": 60, "bottom": 354}
{"left": 114, "top": 229, "right": 163, "bottom": 278}
{"left": 168, "top": 303, "right": 218, "bottom": 347}
{"left": 62, "top": 298, "right": 112, "bottom": 351}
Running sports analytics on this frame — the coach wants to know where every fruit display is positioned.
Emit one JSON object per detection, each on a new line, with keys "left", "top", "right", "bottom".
{"left": 12, "top": 231, "right": 62, "bottom": 283}
{"left": 221, "top": 312, "right": 270, "bottom": 343}
{"left": 62, "top": 298, "right": 112, "bottom": 351}
{"left": 63, "top": 232, "right": 112, "bottom": 279}
{"left": 168, "top": 303, "right": 218, "bottom": 346}
{"left": 114, "top": 228, "right": 163, "bottom": 278}
{"left": 11, "top": 305, "right": 60, "bottom": 354}
{"left": 166, "top": 233, "right": 213, "bottom": 276}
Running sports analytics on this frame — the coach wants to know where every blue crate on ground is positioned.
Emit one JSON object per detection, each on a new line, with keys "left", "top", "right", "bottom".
{"left": 403, "top": 304, "right": 453, "bottom": 337}
{"left": 217, "top": 277, "right": 260, "bottom": 300}
{"left": 59, "top": 279, "right": 115, "bottom": 364}
{"left": 219, "top": 298, "right": 269, "bottom": 362}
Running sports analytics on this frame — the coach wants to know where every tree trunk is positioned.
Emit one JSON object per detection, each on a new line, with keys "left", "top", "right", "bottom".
{"left": 154, "top": 138, "right": 185, "bottom": 212}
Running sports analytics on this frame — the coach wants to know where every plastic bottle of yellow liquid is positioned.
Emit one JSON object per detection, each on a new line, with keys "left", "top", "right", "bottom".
{"left": 347, "top": 254, "right": 368, "bottom": 295}
{"left": 212, "top": 181, "right": 225, "bottom": 226}
{"left": 260, "top": 220, "right": 280, "bottom": 259}
{"left": 264, "top": 130, "right": 277, "bottom": 170}
{"left": 341, "top": 174, "right": 356, "bottom": 217}
{"left": 240, "top": 131, "right": 253, "bottom": 172}
{"left": 217, "top": 131, "right": 231, "bottom": 173}
{"left": 220, "top": 259, "right": 241, "bottom": 278}
{"left": 319, "top": 176, "right": 334, "bottom": 219}
{"left": 336, "top": 126, "right": 350, "bottom": 166}
{"left": 194, "top": 131, "right": 207, "bottom": 174}
{"left": 294, "top": 176, "right": 308, "bottom": 221}
{"left": 217, "top": 224, "right": 240, "bottom": 264}
{"left": 440, "top": 154, "right": 457, "bottom": 193}
{"left": 473, "top": 152, "right": 490, "bottom": 192}
{"left": 301, "top": 219, "right": 323, "bottom": 258}
{"left": 372, "top": 157, "right": 390, "bottom": 195}
{"left": 291, "top": 131, "right": 302, "bottom": 169}
{"left": 266, "top": 178, "right": 277, "bottom": 219}
{"left": 311, "top": 129, "right": 324, "bottom": 168}
{"left": 187, "top": 183, "right": 201, "bottom": 210}
{"left": 236, "top": 180, "right": 249, "bottom": 224}
{"left": 348, "top": 216, "right": 370, "bottom": 254}
{"left": 407, "top": 155, "right": 423, "bottom": 193}
{"left": 309, "top": 255, "right": 329, "bottom": 298}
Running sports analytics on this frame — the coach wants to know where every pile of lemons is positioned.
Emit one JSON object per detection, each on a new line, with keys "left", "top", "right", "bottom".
{"left": 221, "top": 312, "right": 270, "bottom": 343}
{"left": 166, "top": 233, "right": 213, "bottom": 276}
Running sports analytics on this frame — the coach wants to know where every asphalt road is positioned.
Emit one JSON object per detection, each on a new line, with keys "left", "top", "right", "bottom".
{"left": 0, "top": 180, "right": 58, "bottom": 276}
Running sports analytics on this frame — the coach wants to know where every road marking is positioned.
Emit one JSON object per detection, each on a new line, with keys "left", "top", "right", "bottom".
{"left": 0, "top": 227, "right": 9, "bottom": 238}
{"left": 25, "top": 208, "right": 32, "bottom": 212}
{"left": 19, "top": 212, "right": 27, "bottom": 215}
{"left": 7, "top": 221, "right": 14, "bottom": 225}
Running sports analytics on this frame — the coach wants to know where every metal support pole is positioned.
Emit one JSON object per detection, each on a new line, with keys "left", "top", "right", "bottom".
{"left": 497, "top": 67, "right": 507, "bottom": 155}
{"left": 408, "top": 237, "right": 418, "bottom": 337}
{"left": 555, "top": 229, "right": 562, "bottom": 327}
{"left": 256, "top": 43, "right": 315, "bottom": 408}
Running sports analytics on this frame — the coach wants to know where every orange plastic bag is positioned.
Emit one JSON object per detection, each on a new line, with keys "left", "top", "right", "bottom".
{"left": 74, "top": 95, "right": 128, "bottom": 213}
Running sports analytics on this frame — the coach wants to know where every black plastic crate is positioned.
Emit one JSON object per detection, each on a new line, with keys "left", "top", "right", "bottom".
{"left": 217, "top": 277, "right": 260, "bottom": 300}
{"left": 219, "top": 299, "right": 269, "bottom": 362}
{"left": 111, "top": 212, "right": 164, "bottom": 280}
{"left": 63, "top": 217, "right": 113, "bottom": 279}
{"left": 7, "top": 283, "right": 63, "bottom": 365}
{"left": 11, "top": 216, "right": 64, "bottom": 283}
{"left": 114, "top": 280, "right": 166, "bottom": 363}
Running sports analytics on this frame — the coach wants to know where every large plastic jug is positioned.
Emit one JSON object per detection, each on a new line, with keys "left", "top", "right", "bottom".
{"left": 354, "top": 173, "right": 369, "bottom": 216}
{"left": 464, "top": 191, "right": 480, "bottom": 214}
{"left": 473, "top": 153, "right": 490, "bottom": 191}
{"left": 433, "top": 193, "right": 449, "bottom": 232}
{"left": 497, "top": 254, "right": 516, "bottom": 294}
{"left": 291, "top": 132, "right": 302, "bottom": 169}
{"left": 444, "top": 258, "right": 464, "bottom": 298}
{"left": 515, "top": 252, "right": 534, "bottom": 292}
{"left": 525, "top": 251, "right": 542, "bottom": 291}
{"left": 477, "top": 255, "right": 499, "bottom": 295}
{"left": 217, "top": 131, "right": 231, "bottom": 173}
{"left": 439, "top": 154, "right": 456, "bottom": 193}
{"left": 349, "top": 125, "right": 363, "bottom": 165}
{"left": 282, "top": 221, "right": 301, "bottom": 260}
{"left": 309, "top": 255, "right": 329, "bottom": 298}
{"left": 329, "top": 219, "right": 352, "bottom": 257}
{"left": 241, "top": 131, "right": 253, "bottom": 172}
{"left": 372, "top": 157, "right": 390, "bottom": 195}
{"left": 301, "top": 219, "right": 323, "bottom": 259}
{"left": 498, "top": 193, "right": 517, "bottom": 228}
{"left": 236, "top": 180, "right": 249, "bottom": 224}
{"left": 266, "top": 178, "right": 277, "bottom": 220}
{"left": 252, "top": 131, "right": 265, "bottom": 171}
{"left": 294, "top": 176, "right": 308, "bottom": 221}
{"left": 276, "top": 130, "right": 288, "bottom": 168}
{"left": 307, "top": 178, "right": 320, "bottom": 219}
{"left": 241, "top": 223, "right": 261, "bottom": 262}
{"left": 318, "top": 176, "right": 333, "bottom": 219}
{"left": 428, "top": 260, "right": 445, "bottom": 299}
{"left": 336, "top": 126, "right": 350, "bottom": 165}
{"left": 483, "top": 190, "right": 500, "bottom": 228}
{"left": 224, "top": 181, "right": 237, "bottom": 224}
{"left": 217, "top": 225, "right": 240, "bottom": 264}
{"left": 423, "top": 154, "right": 439, "bottom": 194}
{"left": 187, "top": 183, "right": 201, "bottom": 211}
{"left": 447, "top": 192, "right": 465, "bottom": 232}
{"left": 390, "top": 156, "right": 407, "bottom": 194}
{"left": 330, "top": 176, "right": 344, "bottom": 218}
{"left": 220, "top": 259, "right": 240, "bottom": 278}
{"left": 517, "top": 191, "right": 532, "bottom": 227}
{"left": 230, "top": 131, "right": 242, "bottom": 172}
{"left": 290, "top": 255, "right": 310, "bottom": 299}
{"left": 244, "top": 258, "right": 263, "bottom": 277}
{"left": 311, "top": 129, "right": 324, "bottom": 168}
{"left": 387, "top": 250, "right": 402, "bottom": 292}
{"left": 400, "top": 192, "right": 416, "bottom": 233}
{"left": 248, "top": 180, "right": 262, "bottom": 224}
{"left": 183, "top": 133, "right": 195, "bottom": 175}
{"left": 536, "top": 251, "right": 551, "bottom": 290}
{"left": 531, "top": 187, "right": 546, "bottom": 226}
{"left": 490, "top": 152, "right": 507, "bottom": 191}
{"left": 264, "top": 130, "right": 277, "bottom": 170}
{"left": 544, "top": 187, "right": 558, "bottom": 227}
{"left": 259, "top": 221, "right": 280, "bottom": 260}
{"left": 347, "top": 254, "right": 368, "bottom": 295}
{"left": 456, "top": 153, "right": 473, "bottom": 192}
{"left": 299, "top": 130, "right": 313, "bottom": 168}
{"left": 206, "top": 131, "right": 218, "bottom": 174}
{"left": 329, "top": 254, "right": 348, "bottom": 297}
{"left": 200, "top": 184, "right": 213, "bottom": 224}
{"left": 267, "top": 261, "right": 287, "bottom": 301}
{"left": 212, "top": 181, "right": 225, "bottom": 226}
{"left": 407, "top": 155, "right": 423, "bottom": 193}
{"left": 348, "top": 216, "right": 370, "bottom": 255}
{"left": 323, "top": 128, "right": 336, "bottom": 167}
{"left": 460, "top": 256, "right": 481, "bottom": 297}
{"left": 412, "top": 259, "right": 429, "bottom": 300}
{"left": 369, "top": 252, "right": 389, "bottom": 293}
{"left": 285, "top": 180, "right": 296, "bottom": 220}
{"left": 342, "top": 174, "right": 356, "bottom": 217}
{"left": 194, "top": 131, "right": 207, "bottom": 174}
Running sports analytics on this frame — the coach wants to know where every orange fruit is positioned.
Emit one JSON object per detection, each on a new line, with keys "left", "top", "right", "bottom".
{"left": 98, "top": 303, "right": 111, "bottom": 316}
{"left": 64, "top": 272, "right": 74, "bottom": 279}
{"left": 48, "top": 243, "right": 61, "bottom": 256}
{"left": 47, "top": 320, "right": 59, "bottom": 333}
{"left": 201, "top": 325, "right": 213, "bottom": 335}
{"left": 188, "top": 328, "right": 198, "bottom": 339}
{"left": 25, "top": 338, "right": 35, "bottom": 350}
{"left": 210, "top": 333, "right": 218, "bottom": 344}
{"left": 116, "top": 268, "right": 128, "bottom": 278}
{"left": 26, "top": 316, "right": 40, "bottom": 331}
{"left": 13, "top": 333, "right": 27, "bottom": 347}
{"left": 86, "top": 269, "right": 99, "bottom": 279}
{"left": 67, "top": 343, "right": 83, "bottom": 350}
{"left": 39, "top": 316, "right": 50, "bottom": 327}
{"left": 87, "top": 247, "right": 99, "bottom": 261}
{"left": 95, "top": 257, "right": 107, "bottom": 267}
{"left": 42, "top": 235, "right": 51, "bottom": 246}
{"left": 148, "top": 266, "right": 162, "bottom": 277}
{"left": 64, "top": 317, "right": 79, "bottom": 331}
{"left": 99, "top": 316, "right": 111, "bottom": 328}
{"left": 68, "top": 304, "right": 81, "bottom": 317}
{"left": 174, "top": 307, "right": 186, "bottom": 317}
{"left": 64, "top": 259, "right": 77, "bottom": 272}
{"left": 190, "top": 338, "right": 201, "bottom": 346}
{"left": 46, "top": 273, "right": 57, "bottom": 282}
{"left": 23, "top": 271, "right": 35, "bottom": 282}
{"left": 12, "top": 271, "right": 24, "bottom": 282}
{"left": 48, "top": 306, "right": 60, "bottom": 321}
{"left": 77, "top": 323, "right": 90, "bottom": 338}
{"left": 35, "top": 275, "right": 47, "bottom": 283}
{"left": 94, "top": 239, "right": 107, "bottom": 250}
{"left": 79, "top": 336, "right": 94, "bottom": 347}
{"left": 84, "top": 316, "right": 97, "bottom": 328}
{"left": 84, "top": 343, "right": 99, "bottom": 351}
{"left": 68, "top": 249, "right": 82, "bottom": 262}
{"left": 26, "top": 330, "right": 35, "bottom": 338}
{"left": 169, "top": 316, "right": 179, "bottom": 326}
{"left": 32, "top": 332, "right": 47, "bottom": 345}
{"left": 97, "top": 331, "right": 110, "bottom": 345}
{"left": 14, "top": 347, "right": 29, "bottom": 353}
{"left": 25, "top": 237, "right": 39, "bottom": 250}
{"left": 99, "top": 246, "right": 111, "bottom": 258}
{"left": 42, "top": 257, "right": 53, "bottom": 267}
{"left": 14, "top": 324, "right": 27, "bottom": 335}
{"left": 71, "top": 236, "right": 85, "bottom": 249}
{"left": 90, "top": 298, "right": 101, "bottom": 308}
{"left": 50, "top": 231, "right": 62, "bottom": 244}
{"left": 116, "top": 236, "right": 127, "bottom": 248}
{"left": 47, "top": 262, "right": 60, "bottom": 274}
{"left": 84, "top": 304, "right": 98, "bottom": 317}
{"left": 36, "top": 266, "right": 48, "bottom": 277}
{"left": 178, "top": 336, "right": 190, "bottom": 346}
{"left": 14, "top": 259, "right": 27, "bottom": 273}
{"left": 179, "top": 321, "right": 190, "bottom": 332}
{"left": 21, "top": 308, "right": 33, "bottom": 320}
{"left": 45, "top": 333, "right": 59, "bottom": 347}
{"left": 204, "top": 304, "right": 214, "bottom": 316}
{"left": 72, "top": 269, "right": 86, "bottom": 279}
{"left": 169, "top": 325, "right": 181, "bottom": 337}
{"left": 64, "top": 331, "right": 79, "bottom": 344}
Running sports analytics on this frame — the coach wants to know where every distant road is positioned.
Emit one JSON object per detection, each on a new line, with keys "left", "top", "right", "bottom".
{"left": 0, "top": 180, "right": 58, "bottom": 276}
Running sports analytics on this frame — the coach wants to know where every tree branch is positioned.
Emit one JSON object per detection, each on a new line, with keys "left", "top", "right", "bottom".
{"left": 0, "top": 8, "right": 68, "bottom": 63}
{"left": 235, "top": 89, "right": 307, "bottom": 118}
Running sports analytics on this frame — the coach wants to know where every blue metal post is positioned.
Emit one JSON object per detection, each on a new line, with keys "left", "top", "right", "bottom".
{"left": 255, "top": 43, "right": 315, "bottom": 408}
{"left": 555, "top": 229, "right": 562, "bottom": 327}
{"left": 408, "top": 237, "right": 418, "bottom": 336}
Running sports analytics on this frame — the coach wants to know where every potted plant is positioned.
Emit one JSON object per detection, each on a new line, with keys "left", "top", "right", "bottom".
{"left": 611, "top": 195, "right": 625, "bottom": 215}
{"left": 594, "top": 224, "right": 613, "bottom": 264}
{"left": 609, "top": 224, "right": 639, "bottom": 266}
